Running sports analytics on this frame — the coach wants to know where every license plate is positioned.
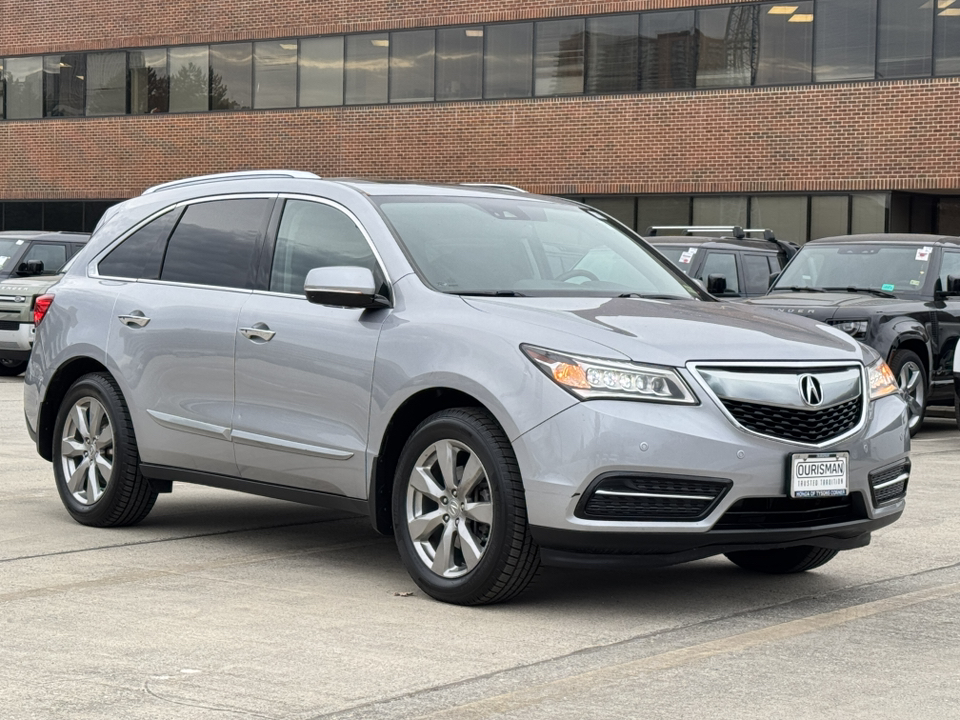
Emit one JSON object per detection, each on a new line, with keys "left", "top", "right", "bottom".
{"left": 790, "top": 452, "right": 849, "bottom": 498}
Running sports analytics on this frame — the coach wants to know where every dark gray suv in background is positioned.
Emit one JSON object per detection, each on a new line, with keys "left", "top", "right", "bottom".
{"left": 24, "top": 172, "right": 910, "bottom": 605}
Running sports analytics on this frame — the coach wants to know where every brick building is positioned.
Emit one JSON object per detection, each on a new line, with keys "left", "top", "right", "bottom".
{"left": 0, "top": 0, "right": 958, "bottom": 243}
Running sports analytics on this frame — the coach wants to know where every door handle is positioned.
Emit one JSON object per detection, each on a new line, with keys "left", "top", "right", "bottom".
{"left": 118, "top": 311, "right": 150, "bottom": 328}
{"left": 239, "top": 323, "right": 276, "bottom": 343}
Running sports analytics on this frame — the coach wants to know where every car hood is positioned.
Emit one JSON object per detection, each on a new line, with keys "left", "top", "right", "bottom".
{"left": 463, "top": 296, "right": 863, "bottom": 365}
{"left": 746, "top": 292, "right": 916, "bottom": 323}
{"left": 0, "top": 276, "right": 61, "bottom": 294}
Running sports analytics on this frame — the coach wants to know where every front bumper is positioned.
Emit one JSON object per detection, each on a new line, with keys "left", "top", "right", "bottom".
{"left": 513, "top": 392, "right": 909, "bottom": 566}
{"left": 0, "top": 321, "right": 34, "bottom": 358}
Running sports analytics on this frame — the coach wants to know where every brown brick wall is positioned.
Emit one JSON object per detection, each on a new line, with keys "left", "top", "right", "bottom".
{"left": 0, "top": 78, "right": 957, "bottom": 200}
{"left": 1, "top": 0, "right": 751, "bottom": 55}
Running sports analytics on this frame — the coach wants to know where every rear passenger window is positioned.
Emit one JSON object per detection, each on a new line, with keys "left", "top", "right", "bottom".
{"left": 269, "top": 200, "right": 379, "bottom": 295}
{"left": 99, "top": 210, "right": 179, "bottom": 279}
{"left": 160, "top": 199, "right": 271, "bottom": 289}
{"left": 743, "top": 254, "right": 774, "bottom": 295}
{"left": 698, "top": 252, "right": 740, "bottom": 295}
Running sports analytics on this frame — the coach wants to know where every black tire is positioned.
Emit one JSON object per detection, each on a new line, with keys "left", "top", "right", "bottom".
{"left": 888, "top": 349, "right": 927, "bottom": 437}
{"left": 955, "top": 392, "right": 960, "bottom": 431}
{"left": 392, "top": 408, "right": 540, "bottom": 605}
{"left": 725, "top": 545, "right": 839, "bottom": 574}
{"left": 0, "top": 358, "right": 28, "bottom": 376}
{"left": 52, "top": 372, "right": 158, "bottom": 527}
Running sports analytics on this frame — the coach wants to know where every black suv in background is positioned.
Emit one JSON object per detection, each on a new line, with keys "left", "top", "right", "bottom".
{"left": 645, "top": 226, "right": 797, "bottom": 299}
{"left": 748, "top": 234, "right": 960, "bottom": 434}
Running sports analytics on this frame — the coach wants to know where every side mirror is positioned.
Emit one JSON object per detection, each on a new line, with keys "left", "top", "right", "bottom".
{"left": 16, "top": 259, "right": 44, "bottom": 276}
{"left": 706, "top": 273, "right": 727, "bottom": 295}
{"left": 304, "top": 266, "right": 390, "bottom": 309}
{"left": 948, "top": 275, "right": 960, "bottom": 296}
{"left": 768, "top": 271, "right": 781, "bottom": 289}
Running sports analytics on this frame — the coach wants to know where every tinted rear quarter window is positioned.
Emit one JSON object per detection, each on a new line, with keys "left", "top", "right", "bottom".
{"left": 99, "top": 210, "right": 179, "bottom": 279}
{"left": 743, "top": 253, "right": 774, "bottom": 294}
{"left": 160, "top": 199, "right": 271, "bottom": 289}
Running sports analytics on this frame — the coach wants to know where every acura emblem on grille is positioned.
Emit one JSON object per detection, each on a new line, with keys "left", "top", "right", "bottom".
{"left": 799, "top": 374, "right": 824, "bottom": 407}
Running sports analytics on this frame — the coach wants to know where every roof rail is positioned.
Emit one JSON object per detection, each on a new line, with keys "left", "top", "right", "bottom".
{"left": 459, "top": 182, "right": 528, "bottom": 193}
{"left": 645, "top": 225, "right": 777, "bottom": 241}
{"left": 142, "top": 170, "right": 321, "bottom": 195}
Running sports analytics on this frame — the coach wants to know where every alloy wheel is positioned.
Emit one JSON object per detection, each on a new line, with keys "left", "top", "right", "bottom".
{"left": 405, "top": 439, "right": 494, "bottom": 578}
{"left": 897, "top": 361, "right": 925, "bottom": 431}
{"left": 59, "top": 396, "right": 115, "bottom": 505}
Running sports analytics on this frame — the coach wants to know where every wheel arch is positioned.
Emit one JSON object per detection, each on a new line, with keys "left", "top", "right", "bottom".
{"left": 889, "top": 334, "right": 932, "bottom": 383}
{"left": 36, "top": 356, "right": 112, "bottom": 461}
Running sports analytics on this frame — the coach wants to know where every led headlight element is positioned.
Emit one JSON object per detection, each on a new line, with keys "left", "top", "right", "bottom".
{"left": 522, "top": 345, "right": 697, "bottom": 404}
{"left": 831, "top": 319, "right": 868, "bottom": 339}
{"left": 868, "top": 357, "right": 899, "bottom": 400}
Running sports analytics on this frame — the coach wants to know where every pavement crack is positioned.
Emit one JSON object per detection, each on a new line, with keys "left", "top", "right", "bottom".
{"left": 143, "top": 679, "right": 283, "bottom": 719}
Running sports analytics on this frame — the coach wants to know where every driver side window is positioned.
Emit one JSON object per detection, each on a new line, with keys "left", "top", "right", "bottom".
{"left": 940, "top": 252, "right": 960, "bottom": 291}
{"left": 20, "top": 243, "right": 67, "bottom": 275}
{"left": 698, "top": 252, "right": 741, "bottom": 295}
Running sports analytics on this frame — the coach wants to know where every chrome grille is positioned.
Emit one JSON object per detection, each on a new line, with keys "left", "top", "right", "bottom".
{"left": 722, "top": 396, "right": 863, "bottom": 445}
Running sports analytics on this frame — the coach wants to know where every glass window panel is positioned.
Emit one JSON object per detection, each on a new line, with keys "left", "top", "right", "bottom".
{"left": 86, "top": 52, "right": 127, "bottom": 116}
{"left": 161, "top": 199, "right": 270, "bottom": 289}
{"left": 936, "top": 4, "right": 960, "bottom": 76}
{"left": 436, "top": 27, "right": 483, "bottom": 100}
{"left": 756, "top": 3, "right": 813, "bottom": 85}
{"left": 300, "top": 36, "right": 344, "bottom": 107}
{"left": 811, "top": 195, "right": 849, "bottom": 240}
{"left": 585, "top": 15, "right": 639, "bottom": 94}
{"left": 637, "top": 196, "right": 691, "bottom": 233}
{"left": 169, "top": 46, "right": 209, "bottom": 113}
{"left": 4, "top": 57, "right": 43, "bottom": 119}
{"left": 345, "top": 34, "right": 388, "bottom": 105}
{"left": 43, "top": 54, "right": 85, "bottom": 117}
{"left": 82, "top": 201, "right": 118, "bottom": 233}
{"left": 940, "top": 252, "right": 960, "bottom": 290}
{"left": 583, "top": 197, "right": 635, "bottom": 229}
{"left": 696, "top": 6, "right": 758, "bottom": 87}
{"left": 878, "top": 0, "right": 933, "bottom": 79}
{"left": 697, "top": 252, "right": 741, "bottom": 295}
{"left": 743, "top": 254, "right": 775, "bottom": 293}
{"left": 940, "top": 198, "right": 960, "bottom": 236}
{"left": 851, "top": 193, "right": 887, "bottom": 234}
{"left": 20, "top": 242, "right": 68, "bottom": 274}
{"left": 693, "top": 196, "right": 748, "bottom": 227}
{"left": 4, "top": 202, "right": 43, "bottom": 230}
{"left": 814, "top": 0, "right": 877, "bottom": 82}
{"left": 640, "top": 11, "right": 696, "bottom": 91}
{"left": 535, "top": 19, "right": 584, "bottom": 96}
{"left": 750, "top": 195, "right": 808, "bottom": 245}
{"left": 129, "top": 48, "right": 168, "bottom": 114}
{"left": 390, "top": 30, "right": 435, "bottom": 103}
{"left": 270, "top": 200, "right": 380, "bottom": 295}
{"left": 484, "top": 23, "right": 533, "bottom": 99}
{"left": 99, "top": 210, "right": 178, "bottom": 279}
{"left": 254, "top": 41, "right": 297, "bottom": 109}
{"left": 210, "top": 43, "right": 251, "bottom": 110}
{"left": 43, "top": 203, "right": 84, "bottom": 232}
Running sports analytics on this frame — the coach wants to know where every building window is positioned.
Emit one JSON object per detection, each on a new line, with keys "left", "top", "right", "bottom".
{"left": 4, "top": 56, "right": 43, "bottom": 119}
{"left": 254, "top": 41, "right": 298, "bottom": 109}
{"left": 851, "top": 194, "right": 887, "bottom": 234}
{"left": 86, "top": 52, "right": 127, "bottom": 116}
{"left": 390, "top": 30, "right": 435, "bottom": 103}
{"left": 484, "top": 23, "right": 533, "bottom": 99}
{"left": 878, "top": 0, "right": 934, "bottom": 79}
{"left": 43, "top": 54, "right": 85, "bottom": 117}
{"left": 584, "top": 197, "right": 636, "bottom": 229}
{"left": 299, "top": 37, "right": 344, "bottom": 107}
{"left": 637, "top": 196, "right": 691, "bottom": 233}
{"left": 129, "top": 48, "right": 169, "bottom": 114}
{"left": 210, "top": 43, "right": 252, "bottom": 111}
{"left": 436, "top": 27, "right": 483, "bottom": 101}
{"left": 585, "top": 15, "right": 638, "bottom": 94}
{"left": 534, "top": 19, "right": 585, "bottom": 96}
{"left": 345, "top": 34, "right": 389, "bottom": 105}
{"left": 169, "top": 45, "right": 209, "bottom": 113}
{"left": 697, "top": 6, "right": 758, "bottom": 88}
{"left": 814, "top": 0, "right": 877, "bottom": 82}
{"left": 693, "top": 196, "right": 748, "bottom": 227}
{"left": 640, "top": 11, "right": 696, "bottom": 91}
{"left": 936, "top": 4, "right": 960, "bottom": 77}
{"left": 810, "top": 196, "right": 850, "bottom": 240}
{"left": 750, "top": 195, "right": 808, "bottom": 245}
{"left": 756, "top": 3, "right": 813, "bottom": 85}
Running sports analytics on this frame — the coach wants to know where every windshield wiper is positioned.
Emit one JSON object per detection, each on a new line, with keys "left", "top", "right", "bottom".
{"left": 617, "top": 293, "right": 687, "bottom": 300}
{"left": 778, "top": 286, "right": 827, "bottom": 293}
{"left": 822, "top": 286, "right": 896, "bottom": 298}
{"left": 452, "top": 290, "right": 527, "bottom": 297}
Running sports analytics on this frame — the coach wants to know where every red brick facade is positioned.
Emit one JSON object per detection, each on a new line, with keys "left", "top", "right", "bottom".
{"left": 1, "top": 0, "right": 957, "bottom": 201}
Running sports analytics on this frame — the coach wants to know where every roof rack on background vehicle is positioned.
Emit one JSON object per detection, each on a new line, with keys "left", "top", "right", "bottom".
{"left": 142, "top": 170, "right": 322, "bottom": 195}
{"left": 645, "top": 225, "right": 777, "bottom": 240}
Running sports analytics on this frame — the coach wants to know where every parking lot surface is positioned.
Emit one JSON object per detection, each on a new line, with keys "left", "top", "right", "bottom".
{"left": 2, "top": 375, "right": 958, "bottom": 719}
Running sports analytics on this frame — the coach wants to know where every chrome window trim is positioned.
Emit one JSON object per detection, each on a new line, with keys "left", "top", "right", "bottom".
{"left": 687, "top": 360, "right": 869, "bottom": 449}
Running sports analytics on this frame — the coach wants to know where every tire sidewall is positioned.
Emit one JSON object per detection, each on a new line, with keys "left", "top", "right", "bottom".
{"left": 53, "top": 374, "right": 135, "bottom": 524}
{"left": 889, "top": 349, "right": 927, "bottom": 434}
{"left": 392, "top": 412, "right": 518, "bottom": 603}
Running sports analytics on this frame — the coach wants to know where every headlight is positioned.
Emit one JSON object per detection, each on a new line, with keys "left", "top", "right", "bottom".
{"left": 868, "top": 358, "right": 899, "bottom": 400}
{"left": 522, "top": 345, "right": 697, "bottom": 404}
{"left": 831, "top": 319, "right": 868, "bottom": 339}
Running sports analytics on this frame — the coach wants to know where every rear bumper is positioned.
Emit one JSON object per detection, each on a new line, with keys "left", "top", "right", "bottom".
{"left": 0, "top": 322, "right": 34, "bottom": 355}
{"left": 533, "top": 509, "right": 902, "bottom": 568}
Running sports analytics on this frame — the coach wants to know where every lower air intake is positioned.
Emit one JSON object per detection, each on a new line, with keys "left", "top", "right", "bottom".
{"left": 578, "top": 474, "right": 731, "bottom": 522}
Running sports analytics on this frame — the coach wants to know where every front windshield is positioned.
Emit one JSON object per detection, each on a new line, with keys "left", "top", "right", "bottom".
{"left": 654, "top": 246, "right": 694, "bottom": 275}
{"left": 774, "top": 244, "right": 931, "bottom": 295}
{"left": 376, "top": 197, "right": 700, "bottom": 298}
{"left": 0, "top": 238, "right": 25, "bottom": 272}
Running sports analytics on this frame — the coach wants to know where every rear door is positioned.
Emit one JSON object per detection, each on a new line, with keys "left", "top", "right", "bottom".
{"left": 232, "top": 196, "right": 389, "bottom": 497}
{"left": 105, "top": 196, "right": 274, "bottom": 476}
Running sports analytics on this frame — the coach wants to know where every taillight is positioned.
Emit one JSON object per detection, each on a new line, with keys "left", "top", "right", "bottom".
{"left": 34, "top": 294, "right": 55, "bottom": 326}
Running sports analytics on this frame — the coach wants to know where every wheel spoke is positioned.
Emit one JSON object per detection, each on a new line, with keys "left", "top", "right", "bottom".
{"left": 88, "top": 401, "right": 105, "bottom": 440}
{"left": 458, "top": 524, "right": 484, "bottom": 571}
{"left": 410, "top": 467, "right": 445, "bottom": 502}
{"left": 435, "top": 439, "right": 458, "bottom": 489}
{"left": 408, "top": 509, "right": 445, "bottom": 542}
{"left": 74, "top": 404, "right": 90, "bottom": 441}
{"left": 458, "top": 453, "right": 485, "bottom": 497}
{"left": 907, "top": 396, "right": 923, "bottom": 417}
{"left": 462, "top": 500, "right": 493, "bottom": 525}
{"left": 94, "top": 454, "right": 113, "bottom": 481}
{"left": 87, "top": 463, "right": 100, "bottom": 502}
{"left": 96, "top": 422, "right": 114, "bottom": 450}
{"left": 61, "top": 438, "right": 86, "bottom": 458}
{"left": 431, "top": 522, "right": 457, "bottom": 575}
{"left": 67, "top": 458, "right": 90, "bottom": 493}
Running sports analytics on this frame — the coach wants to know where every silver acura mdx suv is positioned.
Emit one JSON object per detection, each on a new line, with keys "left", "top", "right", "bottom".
{"left": 24, "top": 171, "right": 910, "bottom": 605}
